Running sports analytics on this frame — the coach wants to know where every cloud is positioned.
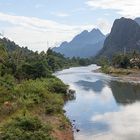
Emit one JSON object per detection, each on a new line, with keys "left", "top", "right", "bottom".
{"left": 0, "top": 11, "right": 111, "bottom": 52}
{"left": 0, "top": 12, "right": 74, "bottom": 32}
{"left": 95, "top": 18, "right": 112, "bottom": 33}
{"left": 86, "top": 0, "right": 140, "bottom": 18}
{"left": 0, "top": 12, "right": 94, "bottom": 51}
{"left": 91, "top": 102, "right": 140, "bottom": 140}
{"left": 77, "top": 85, "right": 113, "bottom": 105}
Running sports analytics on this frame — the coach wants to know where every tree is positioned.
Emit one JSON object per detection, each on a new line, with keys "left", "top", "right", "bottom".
{"left": 97, "top": 57, "right": 109, "bottom": 67}
{"left": 112, "top": 54, "right": 130, "bottom": 69}
{"left": 0, "top": 42, "right": 8, "bottom": 65}
{"left": 21, "top": 62, "right": 49, "bottom": 79}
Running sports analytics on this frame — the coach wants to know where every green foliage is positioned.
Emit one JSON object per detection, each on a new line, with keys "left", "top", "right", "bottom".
{"left": 0, "top": 38, "right": 95, "bottom": 80}
{"left": 95, "top": 57, "right": 110, "bottom": 73}
{"left": 0, "top": 75, "right": 15, "bottom": 105}
{"left": 21, "top": 62, "right": 49, "bottom": 79}
{"left": 0, "top": 115, "right": 54, "bottom": 140}
{"left": 0, "top": 76, "right": 66, "bottom": 138}
{"left": 0, "top": 74, "right": 15, "bottom": 89}
{"left": 96, "top": 57, "right": 109, "bottom": 67}
{"left": 0, "top": 41, "right": 8, "bottom": 63}
{"left": 99, "top": 52, "right": 140, "bottom": 73}
{"left": 46, "top": 48, "right": 73, "bottom": 71}
{"left": 0, "top": 86, "right": 12, "bottom": 105}
{"left": 0, "top": 37, "right": 94, "bottom": 139}
{"left": 45, "top": 78, "right": 68, "bottom": 94}
{"left": 13, "top": 78, "right": 66, "bottom": 115}
{"left": 101, "top": 65, "right": 110, "bottom": 74}
{"left": 45, "top": 103, "right": 62, "bottom": 115}
{"left": 46, "top": 48, "right": 95, "bottom": 72}
{"left": 0, "top": 41, "right": 8, "bottom": 76}
{"left": 112, "top": 54, "right": 130, "bottom": 69}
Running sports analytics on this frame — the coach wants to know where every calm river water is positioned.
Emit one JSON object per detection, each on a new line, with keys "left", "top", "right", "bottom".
{"left": 55, "top": 65, "right": 140, "bottom": 140}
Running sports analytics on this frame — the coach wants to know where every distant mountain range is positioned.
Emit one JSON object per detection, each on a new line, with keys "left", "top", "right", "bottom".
{"left": 53, "top": 29, "right": 105, "bottom": 58}
{"left": 53, "top": 17, "right": 140, "bottom": 59}
{"left": 97, "top": 17, "right": 140, "bottom": 58}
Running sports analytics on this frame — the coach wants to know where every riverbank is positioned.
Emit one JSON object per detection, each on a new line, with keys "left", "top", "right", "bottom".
{"left": 94, "top": 66, "right": 140, "bottom": 83}
{"left": 0, "top": 77, "right": 74, "bottom": 140}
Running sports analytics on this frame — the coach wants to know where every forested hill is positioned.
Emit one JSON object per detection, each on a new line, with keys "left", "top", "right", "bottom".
{"left": 0, "top": 38, "right": 33, "bottom": 54}
{"left": 0, "top": 37, "right": 93, "bottom": 80}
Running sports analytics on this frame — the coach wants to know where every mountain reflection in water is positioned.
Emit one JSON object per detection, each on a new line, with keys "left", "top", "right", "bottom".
{"left": 110, "top": 81, "right": 140, "bottom": 105}
{"left": 76, "top": 80, "right": 105, "bottom": 92}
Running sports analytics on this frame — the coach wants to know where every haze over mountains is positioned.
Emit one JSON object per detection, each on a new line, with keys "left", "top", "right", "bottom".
{"left": 53, "top": 29, "right": 105, "bottom": 58}
{"left": 97, "top": 17, "right": 140, "bottom": 58}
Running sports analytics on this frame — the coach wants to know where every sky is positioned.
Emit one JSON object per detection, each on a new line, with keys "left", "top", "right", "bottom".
{"left": 0, "top": 0, "right": 139, "bottom": 51}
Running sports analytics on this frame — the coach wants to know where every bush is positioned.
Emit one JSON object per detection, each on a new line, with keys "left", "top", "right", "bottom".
{"left": 0, "top": 115, "right": 54, "bottom": 140}
{"left": 45, "top": 93, "right": 64, "bottom": 115}
{"left": 21, "top": 62, "right": 49, "bottom": 79}
{"left": 14, "top": 79, "right": 50, "bottom": 107}
{"left": 46, "top": 78, "right": 68, "bottom": 94}
{"left": 101, "top": 65, "right": 110, "bottom": 74}
{"left": 112, "top": 54, "right": 130, "bottom": 69}
{"left": 45, "top": 104, "right": 62, "bottom": 115}
{"left": 14, "top": 78, "right": 66, "bottom": 109}
{"left": 0, "top": 86, "right": 12, "bottom": 105}
{"left": 0, "top": 74, "right": 15, "bottom": 89}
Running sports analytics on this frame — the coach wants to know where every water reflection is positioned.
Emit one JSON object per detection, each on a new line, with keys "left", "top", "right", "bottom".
{"left": 109, "top": 81, "right": 140, "bottom": 105}
{"left": 92, "top": 102, "right": 140, "bottom": 140}
{"left": 55, "top": 65, "right": 140, "bottom": 140}
{"left": 76, "top": 80, "right": 105, "bottom": 92}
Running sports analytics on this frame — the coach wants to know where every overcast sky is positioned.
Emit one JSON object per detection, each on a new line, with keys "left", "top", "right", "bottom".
{"left": 0, "top": 0, "right": 139, "bottom": 51}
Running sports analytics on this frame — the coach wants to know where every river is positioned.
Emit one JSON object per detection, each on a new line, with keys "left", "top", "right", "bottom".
{"left": 55, "top": 64, "right": 140, "bottom": 140}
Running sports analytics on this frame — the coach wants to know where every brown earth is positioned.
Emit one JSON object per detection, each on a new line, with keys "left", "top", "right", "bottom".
{"left": 32, "top": 106, "right": 74, "bottom": 140}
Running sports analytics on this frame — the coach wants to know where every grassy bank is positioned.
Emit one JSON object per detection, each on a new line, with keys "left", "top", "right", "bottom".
{"left": 98, "top": 66, "right": 140, "bottom": 83}
{"left": 101, "top": 66, "right": 132, "bottom": 75}
{"left": 100, "top": 64, "right": 140, "bottom": 76}
{"left": 0, "top": 75, "right": 74, "bottom": 140}
{"left": 96, "top": 53, "right": 140, "bottom": 78}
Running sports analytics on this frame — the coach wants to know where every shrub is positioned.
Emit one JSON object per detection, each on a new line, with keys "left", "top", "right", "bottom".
{"left": 21, "top": 62, "right": 48, "bottom": 79}
{"left": 0, "top": 86, "right": 12, "bottom": 105}
{"left": 14, "top": 78, "right": 66, "bottom": 109}
{"left": 45, "top": 94, "right": 64, "bottom": 115}
{"left": 46, "top": 78, "right": 68, "bottom": 94}
{"left": 45, "top": 104, "right": 62, "bottom": 115}
{"left": 0, "top": 115, "right": 54, "bottom": 140}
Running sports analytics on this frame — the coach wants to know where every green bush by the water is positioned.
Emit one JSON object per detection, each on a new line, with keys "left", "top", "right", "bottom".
{"left": 0, "top": 115, "right": 54, "bottom": 140}
{"left": 14, "top": 78, "right": 67, "bottom": 107}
